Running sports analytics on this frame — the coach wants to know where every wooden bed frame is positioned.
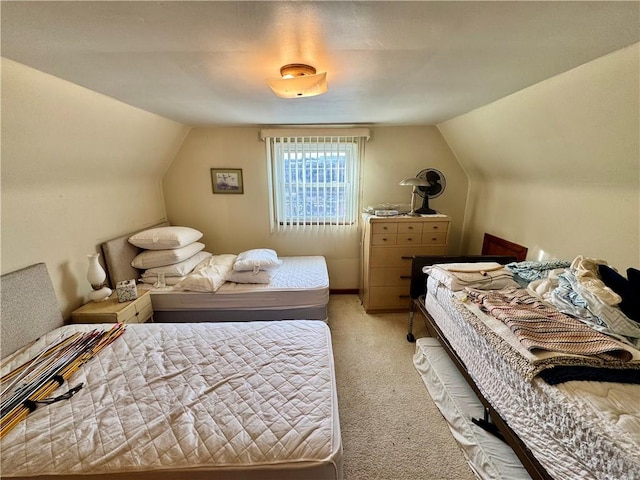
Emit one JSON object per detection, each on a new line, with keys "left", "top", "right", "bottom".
{"left": 407, "top": 235, "right": 552, "bottom": 480}
{"left": 413, "top": 296, "right": 552, "bottom": 480}
{"left": 482, "top": 233, "right": 528, "bottom": 261}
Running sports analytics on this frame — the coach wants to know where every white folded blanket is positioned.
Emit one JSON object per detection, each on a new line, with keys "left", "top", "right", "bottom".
{"left": 174, "top": 254, "right": 237, "bottom": 292}
{"left": 424, "top": 262, "right": 520, "bottom": 291}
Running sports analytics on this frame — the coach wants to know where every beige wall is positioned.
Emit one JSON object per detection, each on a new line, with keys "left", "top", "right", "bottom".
{"left": 163, "top": 126, "right": 467, "bottom": 289}
{"left": 438, "top": 43, "right": 640, "bottom": 271}
{"left": 1, "top": 58, "right": 190, "bottom": 318}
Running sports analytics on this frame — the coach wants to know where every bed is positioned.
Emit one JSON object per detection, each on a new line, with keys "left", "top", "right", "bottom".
{"left": 0, "top": 263, "right": 343, "bottom": 480}
{"left": 100, "top": 225, "right": 329, "bottom": 322}
{"left": 408, "top": 238, "right": 640, "bottom": 480}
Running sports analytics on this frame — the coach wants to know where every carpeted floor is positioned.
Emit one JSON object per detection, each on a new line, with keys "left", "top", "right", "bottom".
{"left": 327, "top": 294, "right": 476, "bottom": 480}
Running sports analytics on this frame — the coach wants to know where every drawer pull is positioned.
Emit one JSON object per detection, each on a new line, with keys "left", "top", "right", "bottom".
{"left": 398, "top": 295, "right": 410, "bottom": 299}
{"left": 400, "top": 275, "right": 411, "bottom": 279}
{"left": 382, "top": 238, "right": 388, "bottom": 242}
{"left": 433, "top": 226, "right": 439, "bottom": 230}
{"left": 401, "top": 256, "right": 415, "bottom": 260}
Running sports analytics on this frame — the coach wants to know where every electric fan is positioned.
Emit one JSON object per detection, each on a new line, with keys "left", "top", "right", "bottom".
{"left": 414, "top": 168, "right": 446, "bottom": 214}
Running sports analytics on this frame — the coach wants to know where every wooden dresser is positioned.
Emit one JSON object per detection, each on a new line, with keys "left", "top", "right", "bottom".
{"left": 360, "top": 214, "right": 450, "bottom": 312}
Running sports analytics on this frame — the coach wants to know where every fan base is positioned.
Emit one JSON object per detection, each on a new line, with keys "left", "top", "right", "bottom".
{"left": 414, "top": 207, "right": 437, "bottom": 215}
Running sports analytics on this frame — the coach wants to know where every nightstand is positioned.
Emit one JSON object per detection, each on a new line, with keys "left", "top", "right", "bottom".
{"left": 71, "top": 290, "right": 153, "bottom": 324}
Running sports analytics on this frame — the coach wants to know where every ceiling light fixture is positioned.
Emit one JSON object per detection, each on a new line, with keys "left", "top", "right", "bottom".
{"left": 267, "top": 64, "right": 328, "bottom": 99}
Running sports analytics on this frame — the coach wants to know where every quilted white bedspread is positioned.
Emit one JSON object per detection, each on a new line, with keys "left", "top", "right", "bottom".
{"left": 1, "top": 321, "right": 342, "bottom": 480}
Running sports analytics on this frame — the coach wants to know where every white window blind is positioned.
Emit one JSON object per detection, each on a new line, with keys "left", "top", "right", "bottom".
{"left": 261, "top": 128, "right": 370, "bottom": 232}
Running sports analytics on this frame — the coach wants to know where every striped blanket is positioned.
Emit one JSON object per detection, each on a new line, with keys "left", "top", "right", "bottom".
{"left": 466, "top": 287, "right": 633, "bottom": 362}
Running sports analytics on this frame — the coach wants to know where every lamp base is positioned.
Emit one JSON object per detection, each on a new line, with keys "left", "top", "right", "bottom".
{"left": 88, "top": 286, "right": 112, "bottom": 302}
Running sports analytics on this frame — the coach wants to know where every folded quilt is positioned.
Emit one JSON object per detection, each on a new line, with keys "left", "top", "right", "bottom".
{"left": 174, "top": 254, "right": 237, "bottom": 292}
{"left": 448, "top": 288, "right": 640, "bottom": 383}
{"left": 466, "top": 287, "right": 635, "bottom": 363}
{"left": 424, "top": 262, "right": 519, "bottom": 291}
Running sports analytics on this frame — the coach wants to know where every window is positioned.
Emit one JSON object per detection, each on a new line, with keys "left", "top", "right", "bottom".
{"left": 261, "top": 129, "right": 370, "bottom": 231}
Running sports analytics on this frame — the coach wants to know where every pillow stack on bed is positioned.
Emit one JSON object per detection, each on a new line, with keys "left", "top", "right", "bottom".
{"left": 228, "top": 249, "right": 283, "bottom": 284}
{"left": 128, "top": 226, "right": 212, "bottom": 286}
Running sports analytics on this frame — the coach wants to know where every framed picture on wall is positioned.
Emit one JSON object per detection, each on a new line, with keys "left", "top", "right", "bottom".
{"left": 211, "top": 168, "right": 244, "bottom": 194}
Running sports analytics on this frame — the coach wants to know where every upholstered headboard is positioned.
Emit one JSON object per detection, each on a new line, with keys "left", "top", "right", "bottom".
{"left": 101, "top": 221, "right": 169, "bottom": 287}
{"left": 1, "top": 263, "right": 64, "bottom": 358}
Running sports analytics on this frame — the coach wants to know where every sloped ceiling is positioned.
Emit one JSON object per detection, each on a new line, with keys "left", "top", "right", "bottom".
{"left": 2, "top": 1, "right": 639, "bottom": 127}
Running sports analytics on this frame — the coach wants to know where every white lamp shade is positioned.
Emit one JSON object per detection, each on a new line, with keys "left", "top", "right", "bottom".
{"left": 267, "top": 72, "right": 328, "bottom": 98}
{"left": 399, "top": 177, "right": 431, "bottom": 187}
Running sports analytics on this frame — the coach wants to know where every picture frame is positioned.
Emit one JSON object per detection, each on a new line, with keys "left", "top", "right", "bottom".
{"left": 211, "top": 168, "right": 244, "bottom": 194}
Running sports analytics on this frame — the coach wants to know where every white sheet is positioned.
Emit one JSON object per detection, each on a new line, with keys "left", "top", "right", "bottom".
{"left": 1, "top": 321, "right": 342, "bottom": 480}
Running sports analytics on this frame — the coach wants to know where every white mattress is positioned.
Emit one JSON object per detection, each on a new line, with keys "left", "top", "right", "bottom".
{"left": 413, "top": 337, "right": 532, "bottom": 480}
{"left": 1, "top": 321, "right": 342, "bottom": 480}
{"left": 424, "top": 277, "right": 640, "bottom": 480}
{"left": 149, "top": 256, "right": 329, "bottom": 312}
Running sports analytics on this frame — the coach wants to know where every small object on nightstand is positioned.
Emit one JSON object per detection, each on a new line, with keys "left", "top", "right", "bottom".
{"left": 116, "top": 279, "right": 138, "bottom": 302}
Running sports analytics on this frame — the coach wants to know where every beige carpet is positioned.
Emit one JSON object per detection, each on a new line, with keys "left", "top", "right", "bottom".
{"left": 327, "top": 294, "right": 476, "bottom": 480}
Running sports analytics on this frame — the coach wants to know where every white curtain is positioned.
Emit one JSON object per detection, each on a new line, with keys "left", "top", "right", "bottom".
{"left": 261, "top": 128, "right": 370, "bottom": 233}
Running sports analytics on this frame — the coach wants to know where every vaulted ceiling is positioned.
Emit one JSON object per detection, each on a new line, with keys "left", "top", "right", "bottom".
{"left": 2, "top": 1, "right": 638, "bottom": 126}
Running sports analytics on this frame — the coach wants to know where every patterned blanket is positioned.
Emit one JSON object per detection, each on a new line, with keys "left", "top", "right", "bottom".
{"left": 466, "top": 287, "right": 632, "bottom": 362}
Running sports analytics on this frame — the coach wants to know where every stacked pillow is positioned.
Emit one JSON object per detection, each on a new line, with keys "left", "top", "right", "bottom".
{"left": 128, "top": 226, "right": 212, "bottom": 285}
{"left": 228, "top": 248, "right": 283, "bottom": 284}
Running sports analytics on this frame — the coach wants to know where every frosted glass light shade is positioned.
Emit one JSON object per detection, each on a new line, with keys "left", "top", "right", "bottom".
{"left": 267, "top": 63, "right": 327, "bottom": 98}
{"left": 268, "top": 72, "right": 327, "bottom": 98}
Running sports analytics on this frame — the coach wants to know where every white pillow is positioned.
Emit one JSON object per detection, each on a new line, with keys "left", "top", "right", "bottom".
{"left": 131, "top": 242, "right": 205, "bottom": 269}
{"left": 139, "top": 275, "right": 186, "bottom": 286}
{"left": 129, "top": 226, "right": 203, "bottom": 250}
{"left": 233, "top": 249, "right": 283, "bottom": 273}
{"left": 141, "top": 251, "right": 212, "bottom": 277}
{"left": 227, "top": 268, "right": 278, "bottom": 284}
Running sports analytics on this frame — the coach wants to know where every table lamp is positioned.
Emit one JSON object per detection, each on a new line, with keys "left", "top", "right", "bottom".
{"left": 399, "top": 177, "right": 431, "bottom": 216}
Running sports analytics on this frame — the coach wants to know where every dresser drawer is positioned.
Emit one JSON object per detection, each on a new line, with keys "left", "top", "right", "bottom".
{"left": 421, "top": 231, "right": 448, "bottom": 245}
{"left": 423, "top": 221, "right": 449, "bottom": 233}
{"left": 371, "top": 222, "right": 398, "bottom": 234}
{"left": 122, "top": 293, "right": 153, "bottom": 323}
{"left": 370, "top": 245, "right": 446, "bottom": 267}
{"left": 370, "top": 267, "right": 412, "bottom": 287}
{"left": 372, "top": 233, "right": 397, "bottom": 245}
{"left": 397, "top": 234, "right": 422, "bottom": 245}
{"left": 368, "top": 286, "right": 412, "bottom": 308}
{"left": 397, "top": 222, "right": 422, "bottom": 234}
